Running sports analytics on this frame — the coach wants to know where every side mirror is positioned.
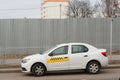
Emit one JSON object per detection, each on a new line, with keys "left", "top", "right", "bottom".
{"left": 48, "top": 53, "right": 53, "bottom": 56}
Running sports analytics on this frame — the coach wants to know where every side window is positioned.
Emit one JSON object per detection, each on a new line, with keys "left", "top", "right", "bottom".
{"left": 72, "top": 45, "right": 88, "bottom": 54}
{"left": 51, "top": 46, "right": 68, "bottom": 56}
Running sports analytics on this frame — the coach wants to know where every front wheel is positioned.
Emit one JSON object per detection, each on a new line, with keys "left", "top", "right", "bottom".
{"left": 31, "top": 63, "right": 46, "bottom": 76}
{"left": 86, "top": 61, "right": 100, "bottom": 74}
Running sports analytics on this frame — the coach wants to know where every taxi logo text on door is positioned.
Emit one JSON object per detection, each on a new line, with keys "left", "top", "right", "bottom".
{"left": 47, "top": 57, "right": 69, "bottom": 63}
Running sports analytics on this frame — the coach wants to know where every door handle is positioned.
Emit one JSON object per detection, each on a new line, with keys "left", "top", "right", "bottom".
{"left": 64, "top": 57, "right": 68, "bottom": 59}
{"left": 84, "top": 55, "right": 88, "bottom": 57}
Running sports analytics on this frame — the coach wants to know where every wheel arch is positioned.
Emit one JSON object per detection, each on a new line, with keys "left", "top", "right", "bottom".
{"left": 86, "top": 60, "right": 101, "bottom": 69}
{"left": 31, "top": 62, "right": 47, "bottom": 72}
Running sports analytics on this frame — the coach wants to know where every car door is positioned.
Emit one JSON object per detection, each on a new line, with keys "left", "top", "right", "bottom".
{"left": 69, "top": 44, "right": 90, "bottom": 69}
{"left": 47, "top": 45, "right": 70, "bottom": 71}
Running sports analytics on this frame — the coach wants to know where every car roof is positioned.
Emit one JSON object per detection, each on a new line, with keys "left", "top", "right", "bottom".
{"left": 57, "top": 43, "right": 89, "bottom": 46}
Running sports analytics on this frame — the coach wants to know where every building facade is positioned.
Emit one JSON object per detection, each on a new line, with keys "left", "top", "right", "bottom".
{"left": 41, "top": 0, "right": 69, "bottom": 19}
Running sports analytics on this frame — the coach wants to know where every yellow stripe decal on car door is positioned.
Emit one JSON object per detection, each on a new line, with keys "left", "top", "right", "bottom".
{"left": 47, "top": 57, "right": 69, "bottom": 63}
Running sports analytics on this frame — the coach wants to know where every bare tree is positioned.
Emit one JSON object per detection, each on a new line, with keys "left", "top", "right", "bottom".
{"left": 113, "top": 0, "right": 120, "bottom": 17}
{"left": 105, "top": 0, "right": 113, "bottom": 17}
{"left": 92, "top": 0, "right": 105, "bottom": 17}
{"left": 68, "top": 0, "right": 94, "bottom": 18}
{"left": 67, "top": 0, "right": 120, "bottom": 18}
{"left": 101, "top": 0, "right": 120, "bottom": 18}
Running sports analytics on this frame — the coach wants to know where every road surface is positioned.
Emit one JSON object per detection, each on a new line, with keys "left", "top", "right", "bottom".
{"left": 0, "top": 69, "right": 120, "bottom": 80}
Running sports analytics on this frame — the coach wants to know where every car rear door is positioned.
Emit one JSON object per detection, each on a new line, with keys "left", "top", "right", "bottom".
{"left": 69, "top": 44, "right": 90, "bottom": 69}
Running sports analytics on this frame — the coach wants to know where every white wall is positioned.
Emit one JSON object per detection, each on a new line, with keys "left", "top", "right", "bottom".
{"left": 41, "top": 2, "right": 68, "bottom": 19}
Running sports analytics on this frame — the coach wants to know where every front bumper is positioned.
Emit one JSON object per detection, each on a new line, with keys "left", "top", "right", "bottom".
{"left": 21, "top": 63, "right": 32, "bottom": 73}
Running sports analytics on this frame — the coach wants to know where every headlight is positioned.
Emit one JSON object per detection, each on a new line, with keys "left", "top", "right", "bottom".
{"left": 22, "top": 58, "right": 31, "bottom": 63}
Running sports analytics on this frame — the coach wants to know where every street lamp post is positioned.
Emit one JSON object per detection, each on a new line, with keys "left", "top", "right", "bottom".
{"left": 60, "top": 4, "right": 62, "bottom": 19}
{"left": 110, "top": 18, "right": 113, "bottom": 60}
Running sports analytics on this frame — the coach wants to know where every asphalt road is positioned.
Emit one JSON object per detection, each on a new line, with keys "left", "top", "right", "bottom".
{"left": 0, "top": 69, "right": 120, "bottom": 80}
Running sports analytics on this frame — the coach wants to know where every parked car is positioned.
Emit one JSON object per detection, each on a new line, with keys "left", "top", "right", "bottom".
{"left": 21, "top": 43, "right": 108, "bottom": 76}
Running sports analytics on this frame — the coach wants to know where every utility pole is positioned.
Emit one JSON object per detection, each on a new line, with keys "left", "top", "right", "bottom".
{"left": 110, "top": 18, "right": 113, "bottom": 60}
{"left": 60, "top": 4, "right": 62, "bottom": 19}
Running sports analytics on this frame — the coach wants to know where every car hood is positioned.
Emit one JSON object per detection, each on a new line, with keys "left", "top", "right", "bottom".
{"left": 23, "top": 53, "right": 42, "bottom": 59}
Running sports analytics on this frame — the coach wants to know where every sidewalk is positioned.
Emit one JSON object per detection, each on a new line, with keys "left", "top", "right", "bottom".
{"left": 0, "top": 64, "right": 120, "bottom": 73}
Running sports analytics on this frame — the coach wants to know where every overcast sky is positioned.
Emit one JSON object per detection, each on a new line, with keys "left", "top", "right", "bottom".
{"left": 0, "top": 0, "right": 100, "bottom": 19}
{"left": 0, "top": 0, "right": 41, "bottom": 19}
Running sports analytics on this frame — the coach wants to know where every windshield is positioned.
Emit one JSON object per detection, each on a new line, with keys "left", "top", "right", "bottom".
{"left": 40, "top": 46, "right": 57, "bottom": 55}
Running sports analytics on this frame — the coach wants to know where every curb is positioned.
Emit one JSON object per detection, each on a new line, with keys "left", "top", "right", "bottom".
{"left": 0, "top": 68, "right": 21, "bottom": 73}
{"left": 0, "top": 65, "right": 120, "bottom": 73}
{"left": 103, "top": 64, "right": 120, "bottom": 69}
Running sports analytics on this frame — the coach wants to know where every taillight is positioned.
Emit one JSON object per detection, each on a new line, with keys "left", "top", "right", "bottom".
{"left": 101, "top": 52, "right": 107, "bottom": 57}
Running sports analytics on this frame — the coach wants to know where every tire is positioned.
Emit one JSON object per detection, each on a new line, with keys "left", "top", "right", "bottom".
{"left": 86, "top": 61, "right": 100, "bottom": 74}
{"left": 31, "top": 63, "right": 46, "bottom": 76}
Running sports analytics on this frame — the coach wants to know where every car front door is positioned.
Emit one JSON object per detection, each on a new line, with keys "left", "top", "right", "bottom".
{"left": 47, "top": 45, "right": 70, "bottom": 71}
{"left": 69, "top": 45, "right": 90, "bottom": 69}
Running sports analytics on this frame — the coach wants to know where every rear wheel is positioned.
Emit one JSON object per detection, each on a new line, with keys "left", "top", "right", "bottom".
{"left": 86, "top": 61, "right": 100, "bottom": 74}
{"left": 31, "top": 63, "right": 46, "bottom": 76}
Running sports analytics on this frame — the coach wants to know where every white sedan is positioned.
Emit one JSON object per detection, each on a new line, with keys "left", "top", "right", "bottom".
{"left": 21, "top": 43, "right": 108, "bottom": 76}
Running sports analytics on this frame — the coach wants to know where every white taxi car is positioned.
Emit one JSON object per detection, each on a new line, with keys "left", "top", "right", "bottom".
{"left": 21, "top": 43, "right": 108, "bottom": 76}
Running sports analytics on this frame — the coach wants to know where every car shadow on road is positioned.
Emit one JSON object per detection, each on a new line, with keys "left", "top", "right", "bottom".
{"left": 23, "top": 69, "right": 108, "bottom": 77}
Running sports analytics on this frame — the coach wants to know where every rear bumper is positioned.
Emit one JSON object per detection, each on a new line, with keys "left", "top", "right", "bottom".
{"left": 100, "top": 58, "right": 108, "bottom": 67}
